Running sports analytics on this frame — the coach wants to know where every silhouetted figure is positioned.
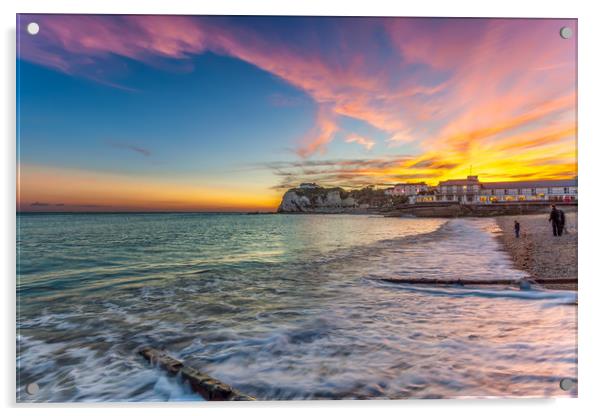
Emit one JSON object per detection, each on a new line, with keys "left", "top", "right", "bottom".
{"left": 549, "top": 205, "right": 562, "bottom": 237}
{"left": 558, "top": 208, "right": 566, "bottom": 236}
{"left": 514, "top": 220, "right": 520, "bottom": 238}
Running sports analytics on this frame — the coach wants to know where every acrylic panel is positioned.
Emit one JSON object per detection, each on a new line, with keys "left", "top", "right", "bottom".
{"left": 16, "top": 15, "right": 577, "bottom": 402}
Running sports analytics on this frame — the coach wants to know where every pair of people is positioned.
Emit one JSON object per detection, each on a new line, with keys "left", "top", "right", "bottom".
{"left": 549, "top": 204, "right": 566, "bottom": 237}
{"left": 512, "top": 205, "right": 566, "bottom": 239}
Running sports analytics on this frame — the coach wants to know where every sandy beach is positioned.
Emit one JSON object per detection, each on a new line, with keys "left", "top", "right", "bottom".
{"left": 496, "top": 211, "right": 577, "bottom": 290}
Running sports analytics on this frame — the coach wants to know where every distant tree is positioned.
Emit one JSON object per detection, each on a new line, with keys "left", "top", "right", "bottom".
{"left": 348, "top": 186, "right": 387, "bottom": 207}
{"left": 392, "top": 195, "right": 409, "bottom": 205}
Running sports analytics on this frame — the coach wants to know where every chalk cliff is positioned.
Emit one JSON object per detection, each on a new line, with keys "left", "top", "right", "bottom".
{"left": 277, "top": 188, "right": 357, "bottom": 213}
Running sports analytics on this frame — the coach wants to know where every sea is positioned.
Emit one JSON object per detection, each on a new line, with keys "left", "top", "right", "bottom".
{"left": 16, "top": 213, "right": 577, "bottom": 402}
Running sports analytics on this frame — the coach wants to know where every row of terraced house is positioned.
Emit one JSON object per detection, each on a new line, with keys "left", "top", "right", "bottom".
{"left": 385, "top": 176, "right": 577, "bottom": 205}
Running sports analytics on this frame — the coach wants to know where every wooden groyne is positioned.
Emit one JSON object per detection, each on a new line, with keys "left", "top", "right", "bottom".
{"left": 138, "top": 347, "right": 255, "bottom": 401}
{"left": 380, "top": 277, "right": 578, "bottom": 286}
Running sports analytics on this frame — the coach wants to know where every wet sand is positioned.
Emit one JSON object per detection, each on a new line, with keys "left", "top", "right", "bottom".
{"left": 496, "top": 212, "right": 577, "bottom": 291}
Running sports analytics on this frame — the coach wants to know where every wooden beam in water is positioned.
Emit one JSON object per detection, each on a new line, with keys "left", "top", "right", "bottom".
{"left": 139, "top": 347, "right": 255, "bottom": 401}
{"left": 380, "top": 277, "right": 577, "bottom": 286}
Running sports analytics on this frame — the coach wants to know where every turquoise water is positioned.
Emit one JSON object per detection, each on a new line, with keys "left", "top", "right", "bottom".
{"left": 17, "top": 213, "right": 577, "bottom": 401}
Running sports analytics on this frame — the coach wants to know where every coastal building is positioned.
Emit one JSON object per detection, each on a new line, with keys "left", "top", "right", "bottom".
{"left": 413, "top": 194, "right": 436, "bottom": 203}
{"left": 426, "top": 176, "right": 577, "bottom": 204}
{"left": 437, "top": 175, "right": 481, "bottom": 203}
{"left": 384, "top": 182, "right": 429, "bottom": 197}
{"left": 478, "top": 179, "right": 578, "bottom": 203}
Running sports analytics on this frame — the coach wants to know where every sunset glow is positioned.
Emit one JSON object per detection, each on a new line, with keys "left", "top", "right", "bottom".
{"left": 17, "top": 15, "right": 577, "bottom": 211}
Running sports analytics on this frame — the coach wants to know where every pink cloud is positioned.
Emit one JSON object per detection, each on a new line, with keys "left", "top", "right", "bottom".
{"left": 18, "top": 15, "right": 577, "bottom": 169}
{"left": 295, "top": 106, "right": 338, "bottom": 157}
{"left": 345, "top": 133, "right": 375, "bottom": 151}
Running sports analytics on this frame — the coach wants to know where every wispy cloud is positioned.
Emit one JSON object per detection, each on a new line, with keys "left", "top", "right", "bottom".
{"left": 106, "top": 140, "right": 151, "bottom": 157}
{"left": 259, "top": 156, "right": 443, "bottom": 190}
{"left": 295, "top": 106, "right": 338, "bottom": 157}
{"left": 18, "top": 15, "right": 577, "bottom": 182}
{"left": 28, "top": 202, "right": 68, "bottom": 208}
{"left": 387, "top": 130, "right": 415, "bottom": 146}
{"left": 345, "top": 133, "right": 375, "bottom": 151}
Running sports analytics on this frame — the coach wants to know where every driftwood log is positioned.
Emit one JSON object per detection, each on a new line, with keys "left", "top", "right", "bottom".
{"left": 139, "top": 346, "right": 255, "bottom": 401}
{"left": 380, "top": 277, "right": 577, "bottom": 286}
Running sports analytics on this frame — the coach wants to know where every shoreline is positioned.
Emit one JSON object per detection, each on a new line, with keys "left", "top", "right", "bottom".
{"left": 495, "top": 213, "right": 578, "bottom": 291}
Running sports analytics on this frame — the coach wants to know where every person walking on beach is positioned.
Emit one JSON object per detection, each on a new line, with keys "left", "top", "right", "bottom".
{"left": 558, "top": 208, "right": 566, "bottom": 236}
{"left": 549, "top": 204, "right": 562, "bottom": 237}
{"left": 514, "top": 220, "right": 520, "bottom": 238}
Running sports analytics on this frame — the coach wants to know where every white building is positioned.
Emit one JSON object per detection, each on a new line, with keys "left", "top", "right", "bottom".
{"left": 478, "top": 179, "right": 577, "bottom": 203}
{"left": 384, "top": 182, "right": 429, "bottom": 197}
{"left": 436, "top": 175, "right": 481, "bottom": 203}
{"left": 428, "top": 176, "right": 577, "bottom": 204}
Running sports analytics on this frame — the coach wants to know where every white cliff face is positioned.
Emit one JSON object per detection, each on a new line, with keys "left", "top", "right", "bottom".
{"left": 277, "top": 189, "right": 357, "bottom": 212}
{"left": 278, "top": 190, "right": 311, "bottom": 212}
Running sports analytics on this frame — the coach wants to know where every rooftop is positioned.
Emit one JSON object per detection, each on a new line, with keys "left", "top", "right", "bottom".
{"left": 439, "top": 179, "right": 480, "bottom": 186}
{"left": 480, "top": 179, "right": 578, "bottom": 189}
{"left": 438, "top": 175, "right": 577, "bottom": 189}
{"left": 393, "top": 182, "right": 427, "bottom": 186}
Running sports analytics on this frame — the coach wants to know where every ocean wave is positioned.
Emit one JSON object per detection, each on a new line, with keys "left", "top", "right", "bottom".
{"left": 374, "top": 281, "right": 578, "bottom": 303}
{"left": 17, "top": 214, "right": 576, "bottom": 401}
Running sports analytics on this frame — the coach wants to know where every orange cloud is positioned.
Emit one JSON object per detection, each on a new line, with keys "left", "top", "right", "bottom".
{"left": 18, "top": 16, "right": 577, "bottom": 191}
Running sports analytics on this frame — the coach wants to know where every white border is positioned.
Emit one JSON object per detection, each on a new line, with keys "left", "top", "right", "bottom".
{"left": 3, "top": 1, "right": 602, "bottom": 415}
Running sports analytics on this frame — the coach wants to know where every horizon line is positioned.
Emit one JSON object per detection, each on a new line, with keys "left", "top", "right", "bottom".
{"left": 16, "top": 210, "right": 277, "bottom": 214}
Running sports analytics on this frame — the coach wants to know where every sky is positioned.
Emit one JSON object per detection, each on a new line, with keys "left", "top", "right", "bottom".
{"left": 17, "top": 15, "right": 577, "bottom": 212}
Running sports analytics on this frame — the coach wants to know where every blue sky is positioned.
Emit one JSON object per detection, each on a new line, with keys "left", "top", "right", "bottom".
{"left": 17, "top": 15, "right": 576, "bottom": 211}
